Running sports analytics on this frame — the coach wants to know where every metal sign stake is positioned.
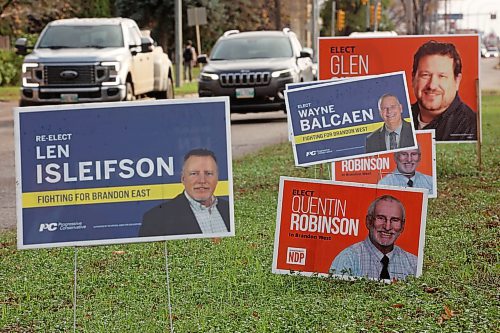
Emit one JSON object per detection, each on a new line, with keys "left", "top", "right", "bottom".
{"left": 164, "top": 241, "right": 174, "bottom": 333}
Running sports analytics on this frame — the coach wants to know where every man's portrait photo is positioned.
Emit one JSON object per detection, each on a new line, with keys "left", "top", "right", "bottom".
{"left": 329, "top": 195, "right": 417, "bottom": 280}
{"left": 365, "top": 93, "right": 415, "bottom": 153}
{"left": 139, "top": 148, "right": 230, "bottom": 237}
{"left": 378, "top": 146, "right": 434, "bottom": 196}
{"left": 411, "top": 40, "right": 477, "bottom": 141}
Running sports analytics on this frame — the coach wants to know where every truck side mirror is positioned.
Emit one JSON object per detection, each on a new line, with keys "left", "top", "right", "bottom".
{"left": 300, "top": 47, "right": 313, "bottom": 59}
{"left": 15, "top": 38, "right": 29, "bottom": 56}
{"left": 140, "top": 36, "right": 154, "bottom": 53}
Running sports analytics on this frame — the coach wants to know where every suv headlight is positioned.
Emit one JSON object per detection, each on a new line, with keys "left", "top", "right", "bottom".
{"left": 99, "top": 61, "right": 120, "bottom": 86}
{"left": 200, "top": 72, "right": 219, "bottom": 81}
{"left": 22, "top": 63, "right": 42, "bottom": 87}
{"left": 271, "top": 68, "right": 295, "bottom": 78}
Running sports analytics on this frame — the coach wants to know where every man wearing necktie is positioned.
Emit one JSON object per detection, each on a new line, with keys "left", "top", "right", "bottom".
{"left": 378, "top": 146, "right": 434, "bottom": 195}
{"left": 365, "top": 94, "right": 415, "bottom": 153}
{"left": 329, "top": 195, "right": 417, "bottom": 281}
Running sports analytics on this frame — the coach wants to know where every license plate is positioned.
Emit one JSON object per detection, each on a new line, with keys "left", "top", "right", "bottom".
{"left": 235, "top": 88, "right": 255, "bottom": 99}
{"left": 60, "top": 94, "right": 78, "bottom": 103}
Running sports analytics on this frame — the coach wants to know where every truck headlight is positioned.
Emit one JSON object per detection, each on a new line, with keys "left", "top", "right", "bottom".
{"left": 200, "top": 72, "right": 219, "bottom": 81}
{"left": 100, "top": 61, "right": 120, "bottom": 86}
{"left": 22, "top": 63, "right": 41, "bottom": 87}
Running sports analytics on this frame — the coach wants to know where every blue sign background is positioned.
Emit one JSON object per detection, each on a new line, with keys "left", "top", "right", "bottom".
{"left": 16, "top": 99, "right": 231, "bottom": 247}
{"left": 285, "top": 72, "right": 414, "bottom": 165}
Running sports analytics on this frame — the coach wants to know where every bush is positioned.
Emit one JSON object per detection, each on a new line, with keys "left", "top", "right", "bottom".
{"left": 0, "top": 49, "right": 23, "bottom": 86}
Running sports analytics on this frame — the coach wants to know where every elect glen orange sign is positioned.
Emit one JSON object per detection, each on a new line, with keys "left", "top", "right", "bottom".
{"left": 318, "top": 35, "right": 479, "bottom": 113}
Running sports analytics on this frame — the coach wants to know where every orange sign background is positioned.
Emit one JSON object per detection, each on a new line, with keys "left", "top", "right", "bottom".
{"left": 318, "top": 35, "right": 479, "bottom": 113}
{"left": 273, "top": 177, "right": 427, "bottom": 275}
{"left": 332, "top": 130, "right": 435, "bottom": 186}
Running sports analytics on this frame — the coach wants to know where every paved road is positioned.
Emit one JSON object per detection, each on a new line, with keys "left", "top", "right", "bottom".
{"left": 0, "top": 100, "right": 16, "bottom": 231}
{"left": 481, "top": 57, "right": 500, "bottom": 91}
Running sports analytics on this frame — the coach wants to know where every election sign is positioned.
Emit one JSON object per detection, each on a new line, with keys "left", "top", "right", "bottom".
{"left": 318, "top": 35, "right": 480, "bottom": 143}
{"left": 15, "top": 98, "right": 234, "bottom": 249}
{"left": 272, "top": 177, "right": 428, "bottom": 280}
{"left": 285, "top": 71, "right": 417, "bottom": 166}
{"left": 332, "top": 130, "right": 437, "bottom": 198}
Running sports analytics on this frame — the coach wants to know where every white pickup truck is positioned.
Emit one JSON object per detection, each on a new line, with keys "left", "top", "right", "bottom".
{"left": 15, "top": 17, "right": 174, "bottom": 106}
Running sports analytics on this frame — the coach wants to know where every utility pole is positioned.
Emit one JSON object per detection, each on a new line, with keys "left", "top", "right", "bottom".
{"left": 312, "top": 0, "right": 319, "bottom": 61}
{"left": 373, "top": 0, "right": 380, "bottom": 32}
{"left": 365, "top": 0, "right": 370, "bottom": 31}
{"left": 405, "top": 0, "right": 414, "bottom": 34}
{"left": 175, "top": 0, "right": 182, "bottom": 87}
{"left": 331, "top": 1, "right": 336, "bottom": 36}
{"left": 275, "top": 0, "right": 281, "bottom": 29}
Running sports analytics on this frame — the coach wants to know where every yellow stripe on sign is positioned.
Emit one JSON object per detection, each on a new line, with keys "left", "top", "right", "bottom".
{"left": 22, "top": 181, "right": 230, "bottom": 208}
{"left": 293, "top": 118, "right": 412, "bottom": 145}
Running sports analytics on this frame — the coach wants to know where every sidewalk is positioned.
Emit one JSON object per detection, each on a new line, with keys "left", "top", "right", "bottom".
{"left": 0, "top": 101, "right": 16, "bottom": 125}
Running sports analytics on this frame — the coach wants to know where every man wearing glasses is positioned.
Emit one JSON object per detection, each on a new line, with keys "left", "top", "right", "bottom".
{"left": 365, "top": 94, "right": 415, "bottom": 153}
{"left": 379, "top": 146, "right": 434, "bottom": 195}
{"left": 329, "top": 195, "right": 417, "bottom": 280}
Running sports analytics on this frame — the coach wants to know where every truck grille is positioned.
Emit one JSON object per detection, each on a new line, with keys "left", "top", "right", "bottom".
{"left": 220, "top": 72, "right": 270, "bottom": 87}
{"left": 44, "top": 65, "right": 96, "bottom": 85}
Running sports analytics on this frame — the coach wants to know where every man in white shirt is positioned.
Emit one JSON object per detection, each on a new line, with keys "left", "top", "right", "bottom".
{"left": 379, "top": 146, "right": 433, "bottom": 195}
{"left": 139, "top": 148, "right": 230, "bottom": 237}
{"left": 365, "top": 94, "right": 415, "bottom": 153}
{"left": 329, "top": 195, "right": 417, "bottom": 280}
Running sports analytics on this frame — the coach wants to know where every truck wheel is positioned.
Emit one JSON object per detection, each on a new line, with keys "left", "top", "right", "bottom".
{"left": 151, "top": 76, "right": 174, "bottom": 100}
{"left": 166, "top": 76, "right": 174, "bottom": 99}
{"left": 125, "top": 81, "right": 135, "bottom": 101}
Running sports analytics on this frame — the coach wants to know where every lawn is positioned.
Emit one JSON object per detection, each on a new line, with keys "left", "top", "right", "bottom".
{"left": 0, "top": 86, "right": 19, "bottom": 101}
{"left": 0, "top": 96, "right": 498, "bottom": 332}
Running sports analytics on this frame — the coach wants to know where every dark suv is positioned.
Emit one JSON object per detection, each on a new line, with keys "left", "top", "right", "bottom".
{"left": 197, "top": 29, "right": 314, "bottom": 113}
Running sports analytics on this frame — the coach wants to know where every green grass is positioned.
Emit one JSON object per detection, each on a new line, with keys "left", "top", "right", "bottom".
{"left": 0, "top": 97, "right": 498, "bottom": 332}
{"left": 0, "top": 86, "right": 19, "bottom": 101}
{"left": 174, "top": 65, "right": 200, "bottom": 96}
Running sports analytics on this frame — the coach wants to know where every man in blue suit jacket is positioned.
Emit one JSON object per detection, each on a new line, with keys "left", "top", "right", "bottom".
{"left": 139, "top": 148, "right": 230, "bottom": 237}
{"left": 365, "top": 94, "right": 415, "bottom": 153}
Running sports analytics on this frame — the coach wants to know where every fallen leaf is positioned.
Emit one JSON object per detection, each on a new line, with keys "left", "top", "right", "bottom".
{"left": 112, "top": 250, "right": 126, "bottom": 255}
{"left": 444, "top": 305, "right": 452, "bottom": 317}
{"left": 444, "top": 305, "right": 457, "bottom": 318}
{"left": 211, "top": 237, "right": 221, "bottom": 244}
{"left": 391, "top": 303, "right": 404, "bottom": 308}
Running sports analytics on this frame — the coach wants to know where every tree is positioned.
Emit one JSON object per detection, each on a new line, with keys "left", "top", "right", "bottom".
{"left": 320, "top": 0, "right": 395, "bottom": 36}
{"left": 0, "top": 0, "right": 114, "bottom": 37}
{"left": 114, "top": 0, "right": 292, "bottom": 56}
{"left": 402, "top": 0, "right": 439, "bottom": 34}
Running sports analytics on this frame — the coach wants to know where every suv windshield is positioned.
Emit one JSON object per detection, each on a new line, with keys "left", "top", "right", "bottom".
{"left": 210, "top": 36, "right": 293, "bottom": 60}
{"left": 38, "top": 25, "right": 124, "bottom": 48}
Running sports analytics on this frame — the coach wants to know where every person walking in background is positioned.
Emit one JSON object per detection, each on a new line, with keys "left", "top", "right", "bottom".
{"left": 183, "top": 40, "right": 197, "bottom": 82}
